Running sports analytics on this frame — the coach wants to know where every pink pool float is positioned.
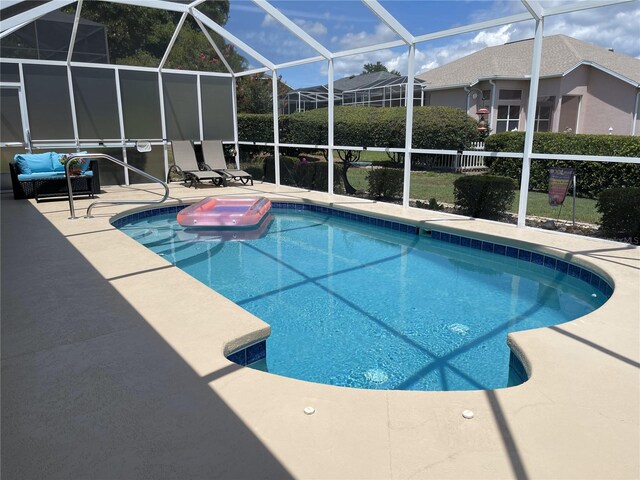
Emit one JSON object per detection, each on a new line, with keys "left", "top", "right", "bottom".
{"left": 177, "top": 214, "right": 272, "bottom": 242}
{"left": 177, "top": 196, "right": 271, "bottom": 228}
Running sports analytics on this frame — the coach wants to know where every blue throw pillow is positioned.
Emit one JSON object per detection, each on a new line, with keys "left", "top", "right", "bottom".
{"left": 14, "top": 153, "right": 54, "bottom": 174}
{"left": 14, "top": 154, "right": 32, "bottom": 174}
{"left": 52, "top": 152, "right": 65, "bottom": 172}
{"left": 78, "top": 151, "right": 91, "bottom": 172}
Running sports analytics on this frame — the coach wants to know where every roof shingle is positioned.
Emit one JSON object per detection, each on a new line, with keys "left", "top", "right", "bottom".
{"left": 416, "top": 34, "right": 640, "bottom": 88}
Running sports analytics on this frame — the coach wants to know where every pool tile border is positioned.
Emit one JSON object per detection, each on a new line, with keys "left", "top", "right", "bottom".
{"left": 111, "top": 204, "right": 186, "bottom": 228}
{"left": 113, "top": 202, "right": 613, "bottom": 301}
{"left": 272, "top": 202, "right": 420, "bottom": 234}
{"left": 227, "top": 340, "right": 267, "bottom": 366}
{"left": 430, "top": 229, "right": 613, "bottom": 297}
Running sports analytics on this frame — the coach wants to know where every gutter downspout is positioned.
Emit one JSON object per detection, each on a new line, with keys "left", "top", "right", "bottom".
{"left": 464, "top": 86, "right": 471, "bottom": 114}
{"left": 489, "top": 79, "right": 497, "bottom": 132}
{"left": 632, "top": 88, "right": 640, "bottom": 136}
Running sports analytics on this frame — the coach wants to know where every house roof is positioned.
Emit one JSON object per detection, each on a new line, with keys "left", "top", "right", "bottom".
{"left": 333, "top": 71, "right": 398, "bottom": 92}
{"left": 416, "top": 34, "right": 640, "bottom": 89}
{"left": 290, "top": 71, "right": 425, "bottom": 94}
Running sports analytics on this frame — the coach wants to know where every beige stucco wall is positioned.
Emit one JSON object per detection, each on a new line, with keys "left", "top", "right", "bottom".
{"left": 582, "top": 67, "right": 638, "bottom": 135}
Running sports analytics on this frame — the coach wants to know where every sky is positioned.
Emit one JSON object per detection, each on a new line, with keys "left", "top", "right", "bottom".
{"left": 221, "top": 0, "right": 640, "bottom": 89}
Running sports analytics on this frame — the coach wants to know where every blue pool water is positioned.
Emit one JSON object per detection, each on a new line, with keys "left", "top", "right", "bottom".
{"left": 118, "top": 205, "right": 608, "bottom": 391}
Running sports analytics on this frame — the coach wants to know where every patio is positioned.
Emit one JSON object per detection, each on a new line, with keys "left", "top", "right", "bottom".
{"left": 2, "top": 183, "right": 638, "bottom": 478}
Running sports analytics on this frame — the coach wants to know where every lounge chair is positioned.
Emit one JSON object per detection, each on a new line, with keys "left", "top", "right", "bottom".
{"left": 202, "top": 140, "right": 253, "bottom": 185}
{"left": 168, "top": 140, "right": 225, "bottom": 188}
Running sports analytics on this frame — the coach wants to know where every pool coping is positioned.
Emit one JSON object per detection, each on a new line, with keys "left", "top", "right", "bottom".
{"left": 3, "top": 183, "right": 639, "bottom": 479}
{"left": 115, "top": 200, "right": 614, "bottom": 378}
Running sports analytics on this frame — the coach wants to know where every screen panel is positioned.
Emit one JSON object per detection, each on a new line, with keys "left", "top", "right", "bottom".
{"left": 201, "top": 76, "right": 234, "bottom": 140}
{"left": 1, "top": 89, "right": 23, "bottom": 143}
{"left": 0, "top": 63, "right": 20, "bottom": 83}
{"left": 72, "top": 67, "right": 120, "bottom": 140}
{"left": 22, "top": 64, "right": 74, "bottom": 140}
{"left": 119, "top": 70, "right": 162, "bottom": 140}
{"left": 162, "top": 73, "right": 199, "bottom": 141}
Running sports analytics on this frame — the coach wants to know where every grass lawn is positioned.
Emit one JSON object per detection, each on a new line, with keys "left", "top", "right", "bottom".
{"left": 356, "top": 151, "right": 395, "bottom": 162}
{"left": 347, "top": 168, "right": 601, "bottom": 224}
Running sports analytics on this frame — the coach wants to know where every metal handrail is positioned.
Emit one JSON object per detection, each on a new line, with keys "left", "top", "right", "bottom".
{"left": 65, "top": 153, "right": 170, "bottom": 219}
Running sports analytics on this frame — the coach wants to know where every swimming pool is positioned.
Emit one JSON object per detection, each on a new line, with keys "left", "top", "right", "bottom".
{"left": 116, "top": 203, "right": 610, "bottom": 391}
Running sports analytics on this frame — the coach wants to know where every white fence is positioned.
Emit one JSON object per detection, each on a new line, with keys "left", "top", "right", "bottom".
{"left": 414, "top": 142, "right": 487, "bottom": 172}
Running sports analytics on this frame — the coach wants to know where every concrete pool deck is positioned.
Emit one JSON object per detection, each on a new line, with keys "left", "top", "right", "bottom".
{"left": 2, "top": 182, "right": 639, "bottom": 479}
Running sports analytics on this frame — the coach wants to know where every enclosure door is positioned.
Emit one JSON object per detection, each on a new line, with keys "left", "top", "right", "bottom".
{"left": 0, "top": 86, "right": 28, "bottom": 148}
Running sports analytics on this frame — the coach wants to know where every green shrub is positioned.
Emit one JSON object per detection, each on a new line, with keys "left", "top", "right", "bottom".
{"left": 238, "top": 144, "right": 271, "bottom": 163}
{"left": 485, "top": 132, "right": 640, "bottom": 198}
{"left": 285, "top": 106, "right": 479, "bottom": 150}
{"left": 366, "top": 168, "right": 403, "bottom": 199}
{"left": 241, "top": 164, "right": 264, "bottom": 181}
{"left": 453, "top": 175, "right": 516, "bottom": 219}
{"left": 262, "top": 156, "right": 341, "bottom": 192}
{"left": 416, "top": 198, "right": 444, "bottom": 211}
{"left": 240, "top": 106, "right": 479, "bottom": 151}
{"left": 237, "top": 114, "right": 277, "bottom": 142}
{"left": 596, "top": 188, "right": 640, "bottom": 240}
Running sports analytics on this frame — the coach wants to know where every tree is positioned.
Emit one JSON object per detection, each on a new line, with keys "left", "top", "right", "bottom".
{"left": 362, "top": 61, "right": 400, "bottom": 76}
{"left": 236, "top": 74, "right": 291, "bottom": 114}
{"left": 70, "top": 1, "right": 246, "bottom": 72}
{"left": 336, "top": 150, "right": 361, "bottom": 194}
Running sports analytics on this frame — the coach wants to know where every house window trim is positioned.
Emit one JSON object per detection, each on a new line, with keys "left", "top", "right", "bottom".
{"left": 496, "top": 104, "right": 521, "bottom": 132}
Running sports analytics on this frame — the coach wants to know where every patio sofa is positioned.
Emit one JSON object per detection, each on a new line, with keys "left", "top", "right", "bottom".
{"left": 10, "top": 152, "right": 101, "bottom": 200}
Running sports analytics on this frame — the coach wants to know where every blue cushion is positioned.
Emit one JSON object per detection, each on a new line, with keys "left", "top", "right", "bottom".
{"left": 17, "top": 170, "right": 93, "bottom": 182}
{"left": 14, "top": 153, "right": 56, "bottom": 174}
{"left": 17, "top": 172, "right": 65, "bottom": 181}
{"left": 80, "top": 154, "right": 91, "bottom": 173}
{"left": 52, "top": 152, "right": 65, "bottom": 172}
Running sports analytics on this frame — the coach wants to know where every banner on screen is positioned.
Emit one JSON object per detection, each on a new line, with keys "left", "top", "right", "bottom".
{"left": 548, "top": 168, "right": 574, "bottom": 206}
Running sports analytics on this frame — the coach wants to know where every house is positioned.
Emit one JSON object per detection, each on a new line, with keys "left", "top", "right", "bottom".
{"left": 416, "top": 34, "right": 640, "bottom": 136}
{"left": 282, "top": 71, "right": 425, "bottom": 114}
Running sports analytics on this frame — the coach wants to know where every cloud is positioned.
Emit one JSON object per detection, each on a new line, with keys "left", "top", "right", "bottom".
{"left": 260, "top": 14, "right": 328, "bottom": 38}
{"left": 471, "top": 25, "right": 512, "bottom": 47}
{"left": 408, "top": 1, "right": 640, "bottom": 75}
{"left": 335, "top": 22, "right": 400, "bottom": 49}
{"left": 261, "top": 14, "right": 276, "bottom": 28}
{"left": 542, "top": 4, "right": 640, "bottom": 57}
{"left": 244, "top": 29, "right": 317, "bottom": 61}
{"left": 293, "top": 19, "right": 328, "bottom": 37}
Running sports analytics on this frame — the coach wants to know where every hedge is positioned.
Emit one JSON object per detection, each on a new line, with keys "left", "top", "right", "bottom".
{"left": 237, "top": 114, "right": 280, "bottom": 143}
{"left": 453, "top": 175, "right": 516, "bottom": 219}
{"left": 485, "top": 132, "right": 640, "bottom": 198}
{"left": 238, "top": 106, "right": 480, "bottom": 151}
{"left": 596, "top": 187, "right": 640, "bottom": 239}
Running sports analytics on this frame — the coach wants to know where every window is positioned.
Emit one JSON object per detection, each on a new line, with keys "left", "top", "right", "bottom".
{"left": 535, "top": 106, "right": 552, "bottom": 132}
{"left": 499, "top": 89, "right": 521, "bottom": 100}
{"left": 496, "top": 105, "right": 520, "bottom": 132}
{"left": 534, "top": 96, "right": 555, "bottom": 132}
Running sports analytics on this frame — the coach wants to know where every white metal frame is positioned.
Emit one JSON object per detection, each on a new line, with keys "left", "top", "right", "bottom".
{"left": 1, "top": 0, "right": 636, "bottom": 224}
